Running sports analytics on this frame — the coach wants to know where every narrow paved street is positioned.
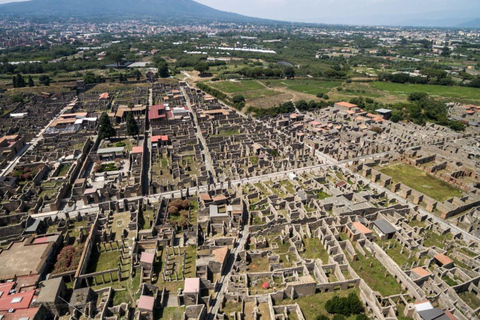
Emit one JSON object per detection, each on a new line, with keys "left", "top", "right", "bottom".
{"left": 208, "top": 225, "right": 249, "bottom": 319}
{"left": 1, "top": 98, "right": 78, "bottom": 177}
{"left": 182, "top": 86, "right": 217, "bottom": 184}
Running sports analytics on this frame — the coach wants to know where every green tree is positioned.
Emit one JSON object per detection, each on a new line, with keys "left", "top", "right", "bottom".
{"left": 126, "top": 112, "right": 139, "bottom": 137}
{"left": 459, "top": 71, "right": 474, "bottom": 83}
{"left": 441, "top": 46, "right": 451, "bottom": 59}
{"left": 84, "top": 72, "right": 103, "bottom": 85}
{"left": 347, "top": 293, "right": 364, "bottom": 314}
{"left": 98, "top": 112, "right": 116, "bottom": 140}
{"left": 232, "top": 95, "right": 245, "bottom": 104}
{"left": 39, "top": 75, "right": 50, "bottom": 86}
{"left": 194, "top": 63, "right": 209, "bottom": 74}
{"left": 158, "top": 60, "right": 169, "bottom": 78}
{"left": 28, "top": 75, "right": 34, "bottom": 87}
{"left": 448, "top": 120, "right": 465, "bottom": 132}
{"left": 284, "top": 67, "right": 295, "bottom": 79}
{"left": 14, "top": 73, "right": 26, "bottom": 88}
{"left": 109, "top": 52, "right": 124, "bottom": 67}
{"left": 408, "top": 92, "right": 428, "bottom": 102}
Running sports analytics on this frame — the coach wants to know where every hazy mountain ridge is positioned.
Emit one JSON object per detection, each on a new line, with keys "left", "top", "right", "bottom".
{"left": 0, "top": 0, "right": 266, "bottom": 22}
{"left": 457, "top": 19, "right": 480, "bottom": 28}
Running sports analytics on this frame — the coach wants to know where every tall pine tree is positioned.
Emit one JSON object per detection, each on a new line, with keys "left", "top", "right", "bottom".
{"left": 15, "top": 74, "right": 26, "bottom": 88}
{"left": 28, "top": 75, "right": 34, "bottom": 87}
{"left": 158, "top": 59, "right": 169, "bottom": 78}
{"left": 98, "top": 113, "right": 116, "bottom": 140}
{"left": 126, "top": 112, "right": 139, "bottom": 138}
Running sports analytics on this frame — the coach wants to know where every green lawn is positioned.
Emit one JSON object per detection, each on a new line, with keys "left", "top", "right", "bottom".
{"left": 458, "top": 291, "right": 480, "bottom": 310}
{"left": 423, "top": 230, "right": 453, "bottom": 248}
{"left": 278, "top": 288, "right": 361, "bottom": 320}
{"left": 154, "top": 306, "right": 185, "bottom": 320}
{"left": 317, "top": 190, "right": 330, "bottom": 200}
{"left": 350, "top": 251, "right": 403, "bottom": 297}
{"left": 302, "top": 237, "right": 329, "bottom": 263}
{"left": 209, "top": 80, "right": 265, "bottom": 93}
{"left": 371, "top": 82, "right": 480, "bottom": 104}
{"left": 378, "top": 239, "right": 417, "bottom": 267}
{"left": 55, "top": 164, "right": 71, "bottom": 177}
{"left": 207, "top": 80, "right": 281, "bottom": 105}
{"left": 380, "top": 164, "right": 463, "bottom": 202}
{"left": 87, "top": 248, "right": 121, "bottom": 273}
{"left": 261, "top": 79, "right": 342, "bottom": 95}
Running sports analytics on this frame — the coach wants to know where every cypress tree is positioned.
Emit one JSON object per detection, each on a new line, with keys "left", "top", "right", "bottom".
{"left": 98, "top": 112, "right": 116, "bottom": 140}
{"left": 15, "top": 74, "right": 26, "bottom": 88}
{"left": 126, "top": 112, "right": 139, "bottom": 138}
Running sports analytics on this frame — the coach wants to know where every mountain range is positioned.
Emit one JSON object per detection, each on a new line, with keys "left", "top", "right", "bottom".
{"left": 0, "top": 0, "right": 478, "bottom": 28}
{"left": 0, "top": 0, "right": 266, "bottom": 23}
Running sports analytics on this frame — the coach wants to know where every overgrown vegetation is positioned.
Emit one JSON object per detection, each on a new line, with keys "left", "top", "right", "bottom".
{"left": 52, "top": 244, "right": 85, "bottom": 274}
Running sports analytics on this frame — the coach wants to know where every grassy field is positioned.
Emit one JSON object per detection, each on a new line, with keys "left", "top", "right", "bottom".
{"left": 261, "top": 79, "right": 342, "bottom": 95}
{"left": 350, "top": 251, "right": 403, "bottom": 296}
{"left": 209, "top": 80, "right": 265, "bottom": 93}
{"left": 154, "top": 306, "right": 186, "bottom": 320}
{"left": 87, "top": 248, "right": 121, "bottom": 272}
{"left": 458, "top": 291, "right": 480, "bottom": 310}
{"left": 371, "top": 82, "right": 480, "bottom": 104}
{"left": 278, "top": 288, "right": 361, "bottom": 320}
{"left": 301, "top": 237, "right": 329, "bottom": 263}
{"left": 207, "top": 80, "right": 280, "bottom": 109}
{"left": 380, "top": 164, "right": 463, "bottom": 202}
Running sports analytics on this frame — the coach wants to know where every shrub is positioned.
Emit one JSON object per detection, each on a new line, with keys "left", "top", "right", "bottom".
{"left": 325, "top": 293, "right": 364, "bottom": 316}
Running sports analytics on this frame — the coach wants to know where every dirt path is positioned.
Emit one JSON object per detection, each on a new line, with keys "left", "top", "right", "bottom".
{"left": 247, "top": 80, "right": 317, "bottom": 109}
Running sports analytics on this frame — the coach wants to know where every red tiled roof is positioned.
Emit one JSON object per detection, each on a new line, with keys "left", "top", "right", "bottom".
{"left": 0, "top": 306, "right": 39, "bottom": 320}
{"left": 434, "top": 254, "right": 454, "bottom": 266}
{"left": 0, "top": 290, "right": 35, "bottom": 311}
{"left": 33, "top": 237, "right": 49, "bottom": 244}
{"left": 184, "top": 278, "right": 200, "bottom": 293}
{"left": 151, "top": 135, "right": 169, "bottom": 143}
{"left": 199, "top": 193, "right": 212, "bottom": 201}
{"left": 137, "top": 295, "right": 155, "bottom": 311}
{"left": 352, "top": 222, "right": 372, "bottom": 235}
{"left": 149, "top": 105, "right": 165, "bottom": 120}
{"left": 0, "top": 282, "right": 15, "bottom": 296}
{"left": 131, "top": 146, "right": 144, "bottom": 154}
{"left": 336, "top": 101, "right": 358, "bottom": 108}
{"left": 212, "top": 247, "right": 229, "bottom": 263}
{"left": 212, "top": 195, "right": 227, "bottom": 201}
{"left": 411, "top": 267, "right": 431, "bottom": 277}
{"left": 140, "top": 252, "right": 155, "bottom": 265}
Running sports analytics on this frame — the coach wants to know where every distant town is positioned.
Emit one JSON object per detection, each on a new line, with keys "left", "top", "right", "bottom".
{"left": 0, "top": 12, "right": 479, "bottom": 320}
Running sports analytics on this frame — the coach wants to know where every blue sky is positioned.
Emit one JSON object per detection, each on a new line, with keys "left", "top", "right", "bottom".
{"left": 195, "top": 0, "right": 480, "bottom": 25}
{"left": 0, "top": 0, "right": 479, "bottom": 25}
